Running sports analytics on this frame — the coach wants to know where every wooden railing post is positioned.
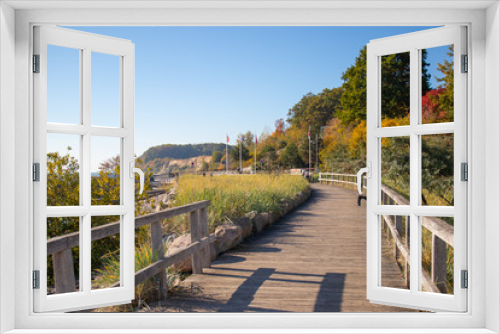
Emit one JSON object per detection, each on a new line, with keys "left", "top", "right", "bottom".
{"left": 432, "top": 233, "right": 447, "bottom": 287}
{"left": 53, "top": 249, "right": 76, "bottom": 294}
{"left": 395, "top": 216, "right": 403, "bottom": 238}
{"left": 150, "top": 220, "right": 168, "bottom": 298}
{"left": 190, "top": 210, "right": 203, "bottom": 274}
{"left": 199, "top": 207, "right": 211, "bottom": 269}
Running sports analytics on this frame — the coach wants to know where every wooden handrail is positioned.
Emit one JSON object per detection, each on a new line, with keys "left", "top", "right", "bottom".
{"left": 47, "top": 200, "right": 210, "bottom": 255}
{"left": 111, "top": 236, "right": 212, "bottom": 288}
{"left": 48, "top": 200, "right": 211, "bottom": 295}
{"left": 320, "top": 172, "right": 454, "bottom": 293}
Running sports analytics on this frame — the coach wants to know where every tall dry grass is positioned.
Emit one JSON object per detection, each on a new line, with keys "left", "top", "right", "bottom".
{"left": 167, "top": 174, "right": 310, "bottom": 234}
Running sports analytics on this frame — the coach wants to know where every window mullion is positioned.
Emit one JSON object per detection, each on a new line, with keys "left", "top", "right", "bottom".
{"left": 409, "top": 47, "right": 420, "bottom": 294}
{"left": 81, "top": 48, "right": 92, "bottom": 294}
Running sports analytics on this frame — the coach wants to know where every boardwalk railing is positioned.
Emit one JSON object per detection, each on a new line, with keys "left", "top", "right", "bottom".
{"left": 319, "top": 172, "right": 453, "bottom": 293}
{"left": 47, "top": 200, "right": 211, "bottom": 297}
{"left": 319, "top": 173, "right": 366, "bottom": 192}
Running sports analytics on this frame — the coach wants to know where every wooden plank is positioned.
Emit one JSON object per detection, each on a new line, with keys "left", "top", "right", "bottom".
{"left": 52, "top": 248, "right": 76, "bottom": 294}
{"left": 199, "top": 207, "right": 211, "bottom": 269}
{"left": 422, "top": 216, "right": 454, "bottom": 247}
{"left": 110, "top": 236, "right": 211, "bottom": 288}
{"left": 381, "top": 185, "right": 408, "bottom": 206}
{"left": 432, "top": 234, "right": 447, "bottom": 285}
{"left": 150, "top": 220, "right": 168, "bottom": 298}
{"left": 135, "top": 200, "right": 210, "bottom": 228}
{"left": 190, "top": 210, "right": 203, "bottom": 274}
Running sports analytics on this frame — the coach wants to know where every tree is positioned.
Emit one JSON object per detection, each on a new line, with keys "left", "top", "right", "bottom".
{"left": 421, "top": 135, "right": 454, "bottom": 205}
{"left": 240, "top": 131, "right": 255, "bottom": 149}
{"left": 297, "top": 135, "right": 317, "bottom": 170}
{"left": 259, "top": 144, "right": 278, "bottom": 170}
{"left": 337, "top": 47, "right": 367, "bottom": 124}
{"left": 211, "top": 150, "right": 223, "bottom": 163}
{"left": 272, "top": 119, "right": 286, "bottom": 138}
{"left": 200, "top": 161, "right": 209, "bottom": 171}
{"left": 287, "top": 88, "right": 343, "bottom": 135}
{"left": 337, "top": 46, "right": 431, "bottom": 124}
{"left": 287, "top": 93, "right": 314, "bottom": 128}
{"left": 280, "top": 142, "right": 303, "bottom": 168}
{"left": 433, "top": 45, "right": 454, "bottom": 122}
{"left": 230, "top": 143, "right": 249, "bottom": 165}
{"left": 422, "top": 88, "right": 447, "bottom": 123}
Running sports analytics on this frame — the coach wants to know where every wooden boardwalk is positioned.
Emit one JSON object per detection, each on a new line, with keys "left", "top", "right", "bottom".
{"left": 150, "top": 184, "right": 413, "bottom": 312}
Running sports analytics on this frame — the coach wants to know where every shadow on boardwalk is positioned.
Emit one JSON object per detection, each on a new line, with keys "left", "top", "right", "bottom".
{"left": 144, "top": 184, "right": 414, "bottom": 313}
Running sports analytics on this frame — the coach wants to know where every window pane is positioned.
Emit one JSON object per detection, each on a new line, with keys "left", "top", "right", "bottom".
{"left": 91, "top": 136, "right": 121, "bottom": 205}
{"left": 421, "top": 134, "right": 454, "bottom": 206}
{"left": 47, "top": 217, "right": 80, "bottom": 294}
{"left": 47, "top": 45, "right": 81, "bottom": 125}
{"left": 381, "top": 137, "right": 410, "bottom": 204}
{"left": 381, "top": 52, "right": 410, "bottom": 127}
{"left": 381, "top": 215, "right": 410, "bottom": 290}
{"left": 91, "top": 215, "right": 121, "bottom": 290}
{"left": 421, "top": 45, "right": 454, "bottom": 124}
{"left": 421, "top": 217, "right": 454, "bottom": 294}
{"left": 91, "top": 52, "right": 121, "bottom": 128}
{"left": 47, "top": 133, "right": 80, "bottom": 206}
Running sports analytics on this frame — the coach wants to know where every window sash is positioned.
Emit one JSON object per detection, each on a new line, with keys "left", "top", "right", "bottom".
{"left": 366, "top": 26, "right": 467, "bottom": 312}
{"left": 33, "top": 25, "right": 136, "bottom": 313}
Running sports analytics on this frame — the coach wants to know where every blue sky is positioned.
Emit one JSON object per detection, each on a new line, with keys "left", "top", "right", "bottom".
{"left": 47, "top": 26, "right": 451, "bottom": 171}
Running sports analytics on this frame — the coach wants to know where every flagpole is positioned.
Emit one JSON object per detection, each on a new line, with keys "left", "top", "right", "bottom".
{"left": 226, "top": 133, "right": 228, "bottom": 174}
{"left": 308, "top": 126, "right": 311, "bottom": 178}
{"left": 254, "top": 133, "right": 257, "bottom": 175}
{"left": 239, "top": 136, "right": 242, "bottom": 173}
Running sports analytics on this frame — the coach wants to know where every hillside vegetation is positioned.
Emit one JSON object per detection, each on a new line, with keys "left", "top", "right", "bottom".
{"left": 139, "top": 143, "right": 232, "bottom": 174}
{"left": 141, "top": 143, "right": 229, "bottom": 161}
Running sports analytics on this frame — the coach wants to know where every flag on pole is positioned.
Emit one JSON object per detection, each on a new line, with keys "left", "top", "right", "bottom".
{"left": 308, "top": 129, "right": 311, "bottom": 140}
{"left": 227, "top": 134, "right": 230, "bottom": 143}
{"left": 255, "top": 133, "right": 258, "bottom": 145}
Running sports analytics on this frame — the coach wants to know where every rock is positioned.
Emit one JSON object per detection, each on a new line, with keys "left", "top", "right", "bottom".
{"left": 230, "top": 217, "right": 252, "bottom": 238}
{"left": 213, "top": 224, "right": 243, "bottom": 255}
{"left": 163, "top": 233, "right": 176, "bottom": 245}
{"left": 166, "top": 234, "right": 193, "bottom": 272}
{"left": 245, "top": 211, "right": 258, "bottom": 221}
{"left": 293, "top": 194, "right": 302, "bottom": 207}
{"left": 253, "top": 213, "right": 267, "bottom": 233}
{"left": 260, "top": 212, "right": 272, "bottom": 226}
{"left": 270, "top": 211, "right": 281, "bottom": 224}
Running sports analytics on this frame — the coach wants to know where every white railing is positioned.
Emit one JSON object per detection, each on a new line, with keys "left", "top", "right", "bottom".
{"left": 319, "top": 172, "right": 366, "bottom": 192}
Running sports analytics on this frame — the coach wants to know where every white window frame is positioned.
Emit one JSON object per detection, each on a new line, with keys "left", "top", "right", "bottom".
{"left": 33, "top": 25, "right": 136, "bottom": 312}
{"left": 0, "top": 2, "right": 498, "bottom": 333}
{"left": 366, "top": 26, "right": 467, "bottom": 312}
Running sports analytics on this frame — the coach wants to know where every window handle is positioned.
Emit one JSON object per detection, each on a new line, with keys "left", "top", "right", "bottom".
{"left": 130, "top": 162, "right": 145, "bottom": 195}
{"left": 356, "top": 162, "right": 371, "bottom": 195}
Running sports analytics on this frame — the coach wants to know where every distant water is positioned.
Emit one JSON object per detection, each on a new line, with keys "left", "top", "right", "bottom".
{"left": 91, "top": 172, "right": 118, "bottom": 178}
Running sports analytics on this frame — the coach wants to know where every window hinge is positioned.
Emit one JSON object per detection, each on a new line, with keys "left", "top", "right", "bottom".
{"left": 33, "top": 54, "right": 40, "bottom": 73}
{"left": 33, "top": 163, "right": 40, "bottom": 182}
{"left": 33, "top": 270, "right": 40, "bottom": 289}
{"left": 461, "top": 54, "right": 468, "bottom": 73}
{"left": 461, "top": 162, "right": 468, "bottom": 182}
{"left": 461, "top": 270, "right": 468, "bottom": 289}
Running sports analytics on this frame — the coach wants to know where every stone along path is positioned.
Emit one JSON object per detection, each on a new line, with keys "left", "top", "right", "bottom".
{"left": 151, "top": 184, "right": 413, "bottom": 312}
